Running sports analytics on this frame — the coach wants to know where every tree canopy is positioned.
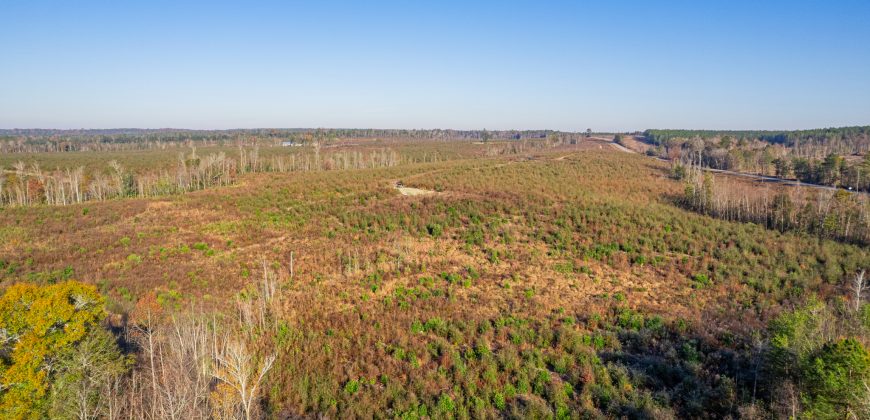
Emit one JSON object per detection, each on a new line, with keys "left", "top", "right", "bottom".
{"left": 0, "top": 281, "right": 114, "bottom": 419}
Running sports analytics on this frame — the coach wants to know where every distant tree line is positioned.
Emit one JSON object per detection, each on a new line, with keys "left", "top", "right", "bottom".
{"left": 0, "top": 128, "right": 585, "bottom": 154}
{"left": 0, "top": 145, "right": 401, "bottom": 207}
{"left": 645, "top": 126, "right": 870, "bottom": 153}
{"left": 646, "top": 126, "right": 870, "bottom": 192}
{"left": 0, "top": 151, "right": 235, "bottom": 206}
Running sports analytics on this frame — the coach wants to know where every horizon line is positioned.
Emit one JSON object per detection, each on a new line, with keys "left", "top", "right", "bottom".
{"left": 1, "top": 124, "right": 869, "bottom": 133}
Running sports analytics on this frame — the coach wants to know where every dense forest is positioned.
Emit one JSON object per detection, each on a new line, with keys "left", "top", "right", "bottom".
{"left": 645, "top": 127, "right": 870, "bottom": 153}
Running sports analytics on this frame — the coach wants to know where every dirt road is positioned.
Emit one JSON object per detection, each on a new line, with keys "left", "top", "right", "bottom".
{"left": 396, "top": 185, "right": 437, "bottom": 196}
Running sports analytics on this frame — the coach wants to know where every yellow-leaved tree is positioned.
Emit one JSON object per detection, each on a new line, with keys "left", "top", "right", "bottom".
{"left": 0, "top": 281, "right": 111, "bottom": 419}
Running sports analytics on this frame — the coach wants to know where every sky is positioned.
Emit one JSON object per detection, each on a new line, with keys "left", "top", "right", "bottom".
{"left": 1, "top": 0, "right": 868, "bottom": 132}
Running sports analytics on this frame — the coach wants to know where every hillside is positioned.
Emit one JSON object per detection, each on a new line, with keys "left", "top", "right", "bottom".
{"left": 1, "top": 137, "right": 868, "bottom": 417}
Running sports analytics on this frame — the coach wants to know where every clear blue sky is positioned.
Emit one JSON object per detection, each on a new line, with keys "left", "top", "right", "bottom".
{"left": 1, "top": 0, "right": 868, "bottom": 131}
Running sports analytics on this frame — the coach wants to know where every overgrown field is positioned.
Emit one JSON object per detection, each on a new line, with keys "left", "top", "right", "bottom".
{"left": 1, "top": 143, "right": 868, "bottom": 418}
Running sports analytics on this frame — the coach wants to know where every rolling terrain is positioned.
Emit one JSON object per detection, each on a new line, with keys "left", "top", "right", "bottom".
{"left": 1, "top": 135, "right": 868, "bottom": 417}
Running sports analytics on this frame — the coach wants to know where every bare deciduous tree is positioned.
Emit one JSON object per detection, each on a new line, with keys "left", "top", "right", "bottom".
{"left": 211, "top": 338, "right": 275, "bottom": 420}
{"left": 854, "top": 270, "right": 867, "bottom": 312}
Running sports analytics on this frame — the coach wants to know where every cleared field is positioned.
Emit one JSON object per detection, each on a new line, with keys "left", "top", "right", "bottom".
{"left": 1, "top": 141, "right": 867, "bottom": 417}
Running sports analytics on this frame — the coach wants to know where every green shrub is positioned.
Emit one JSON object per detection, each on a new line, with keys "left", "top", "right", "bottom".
{"left": 436, "top": 395, "right": 455, "bottom": 413}
{"left": 410, "top": 320, "right": 424, "bottom": 334}
{"left": 424, "top": 318, "right": 448, "bottom": 335}
{"left": 344, "top": 379, "right": 360, "bottom": 395}
{"left": 426, "top": 223, "right": 443, "bottom": 238}
{"left": 493, "top": 392, "right": 506, "bottom": 410}
{"left": 691, "top": 273, "right": 712, "bottom": 288}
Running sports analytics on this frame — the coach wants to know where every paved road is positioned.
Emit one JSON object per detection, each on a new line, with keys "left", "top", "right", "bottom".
{"left": 607, "top": 142, "right": 634, "bottom": 154}
{"left": 595, "top": 137, "right": 865, "bottom": 195}
{"left": 699, "top": 167, "right": 861, "bottom": 193}
{"left": 582, "top": 136, "right": 636, "bottom": 154}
